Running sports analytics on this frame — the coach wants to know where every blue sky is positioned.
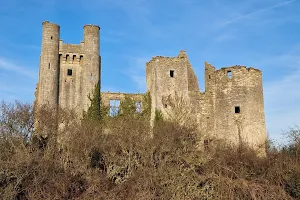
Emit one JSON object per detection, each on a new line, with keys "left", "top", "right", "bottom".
{"left": 0, "top": 0, "right": 299, "bottom": 144}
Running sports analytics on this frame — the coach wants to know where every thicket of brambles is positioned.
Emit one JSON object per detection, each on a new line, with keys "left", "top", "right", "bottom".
{"left": 0, "top": 88, "right": 300, "bottom": 199}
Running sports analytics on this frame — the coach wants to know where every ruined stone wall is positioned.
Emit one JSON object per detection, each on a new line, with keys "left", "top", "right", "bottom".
{"left": 101, "top": 92, "right": 144, "bottom": 107}
{"left": 200, "top": 63, "right": 217, "bottom": 139}
{"left": 145, "top": 51, "right": 266, "bottom": 153}
{"left": 36, "top": 22, "right": 266, "bottom": 153}
{"left": 146, "top": 50, "right": 199, "bottom": 122}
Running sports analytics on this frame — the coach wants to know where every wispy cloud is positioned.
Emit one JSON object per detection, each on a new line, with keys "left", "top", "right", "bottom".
{"left": 122, "top": 56, "right": 149, "bottom": 92}
{"left": 0, "top": 57, "right": 37, "bottom": 79}
{"left": 219, "top": 0, "right": 296, "bottom": 27}
{"left": 264, "top": 70, "right": 300, "bottom": 144}
{"left": 260, "top": 50, "right": 300, "bottom": 143}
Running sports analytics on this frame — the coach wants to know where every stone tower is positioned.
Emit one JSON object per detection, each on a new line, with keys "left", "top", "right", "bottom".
{"left": 146, "top": 50, "right": 199, "bottom": 121}
{"left": 205, "top": 64, "right": 266, "bottom": 150}
{"left": 37, "top": 21, "right": 60, "bottom": 107}
{"left": 82, "top": 25, "right": 101, "bottom": 111}
{"left": 36, "top": 21, "right": 101, "bottom": 115}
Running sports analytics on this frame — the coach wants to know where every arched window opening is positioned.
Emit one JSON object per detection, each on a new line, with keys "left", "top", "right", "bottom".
{"left": 66, "top": 54, "right": 70, "bottom": 63}
{"left": 59, "top": 54, "right": 62, "bottom": 63}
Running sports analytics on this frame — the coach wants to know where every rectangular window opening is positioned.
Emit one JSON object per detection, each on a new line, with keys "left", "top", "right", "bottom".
{"left": 48, "top": 63, "right": 50, "bottom": 69}
{"left": 90, "top": 73, "right": 94, "bottom": 80}
{"left": 79, "top": 55, "right": 83, "bottom": 64}
{"left": 109, "top": 99, "right": 120, "bottom": 117}
{"left": 170, "top": 70, "right": 174, "bottom": 78}
{"left": 73, "top": 55, "right": 76, "bottom": 62}
{"left": 227, "top": 70, "right": 232, "bottom": 79}
{"left": 67, "top": 69, "right": 72, "bottom": 76}
{"left": 235, "top": 106, "right": 240, "bottom": 114}
{"left": 135, "top": 101, "right": 142, "bottom": 113}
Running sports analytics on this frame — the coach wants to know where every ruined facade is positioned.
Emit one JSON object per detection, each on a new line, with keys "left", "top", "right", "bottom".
{"left": 146, "top": 51, "right": 266, "bottom": 152}
{"left": 36, "top": 22, "right": 267, "bottom": 153}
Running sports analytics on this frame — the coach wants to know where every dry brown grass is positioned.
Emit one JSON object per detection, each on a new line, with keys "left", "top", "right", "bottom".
{"left": 0, "top": 101, "right": 299, "bottom": 199}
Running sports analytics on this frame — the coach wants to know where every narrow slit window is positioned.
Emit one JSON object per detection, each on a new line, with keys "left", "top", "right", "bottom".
{"left": 73, "top": 55, "right": 76, "bottom": 62}
{"left": 51, "top": 36, "right": 53, "bottom": 39}
{"left": 59, "top": 54, "right": 62, "bottom": 63}
{"left": 170, "top": 70, "right": 174, "bottom": 78}
{"left": 48, "top": 63, "right": 50, "bottom": 69}
{"left": 67, "top": 69, "right": 72, "bottom": 76}
{"left": 204, "top": 139, "right": 209, "bottom": 150}
{"left": 90, "top": 73, "right": 94, "bottom": 80}
{"left": 208, "top": 75, "right": 211, "bottom": 79}
{"left": 235, "top": 106, "right": 240, "bottom": 114}
{"left": 227, "top": 70, "right": 232, "bottom": 79}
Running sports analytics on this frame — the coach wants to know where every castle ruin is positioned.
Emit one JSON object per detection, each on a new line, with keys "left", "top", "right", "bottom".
{"left": 35, "top": 21, "right": 267, "bottom": 153}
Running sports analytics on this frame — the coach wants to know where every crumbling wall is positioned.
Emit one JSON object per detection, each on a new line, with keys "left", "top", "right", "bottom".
{"left": 101, "top": 92, "right": 144, "bottom": 107}
{"left": 146, "top": 50, "right": 199, "bottom": 123}
{"left": 145, "top": 51, "right": 267, "bottom": 154}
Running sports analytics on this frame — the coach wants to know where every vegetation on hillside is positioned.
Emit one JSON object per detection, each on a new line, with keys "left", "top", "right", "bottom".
{"left": 0, "top": 98, "right": 300, "bottom": 199}
{"left": 83, "top": 83, "right": 101, "bottom": 121}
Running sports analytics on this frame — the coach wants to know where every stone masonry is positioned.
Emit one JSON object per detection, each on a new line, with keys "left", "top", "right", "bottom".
{"left": 35, "top": 22, "right": 267, "bottom": 153}
{"left": 35, "top": 21, "right": 100, "bottom": 114}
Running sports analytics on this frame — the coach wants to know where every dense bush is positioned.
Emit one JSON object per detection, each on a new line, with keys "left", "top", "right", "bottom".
{"left": 0, "top": 100, "right": 299, "bottom": 199}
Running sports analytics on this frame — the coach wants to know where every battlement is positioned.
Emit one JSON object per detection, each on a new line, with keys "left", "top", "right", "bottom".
{"left": 83, "top": 24, "right": 100, "bottom": 30}
{"left": 42, "top": 21, "right": 59, "bottom": 27}
{"left": 147, "top": 50, "right": 189, "bottom": 66}
{"left": 218, "top": 65, "right": 261, "bottom": 73}
{"left": 59, "top": 43, "right": 83, "bottom": 53}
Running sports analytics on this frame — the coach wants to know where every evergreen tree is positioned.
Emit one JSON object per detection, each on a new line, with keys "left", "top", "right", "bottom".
{"left": 83, "top": 82, "right": 101, "bottom": 121}
{"left": 118, "top": 95, "right": 136, "bottom": 117}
